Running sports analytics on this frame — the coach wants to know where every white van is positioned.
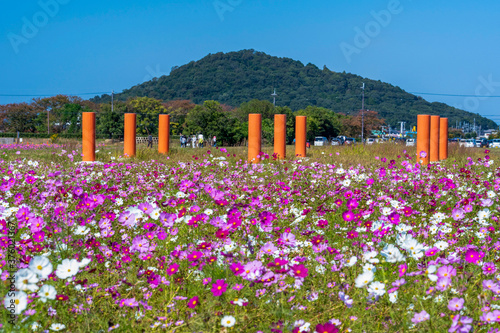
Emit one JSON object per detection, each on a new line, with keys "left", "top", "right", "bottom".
{"left": 406, "top": 139, "right": 415, "bottom": 146}
{"left": 366, "top": 138, "right": 375, "bottom": 145}
{"left": 491, "top": 139, "right": 500, "bottom": 148}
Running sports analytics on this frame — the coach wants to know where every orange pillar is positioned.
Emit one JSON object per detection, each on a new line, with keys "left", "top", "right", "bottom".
{"left": 158, "top": 114, "right": 170, "bottom": 154}
{"left": 82, "top": 112, "right": 95, "bottom": 162}
{"left": 248, "top": 114, "right": 262, "bottom": 163}
{"left": 274, "top": 114, "right": 286, "bottom": 159}
{"left": 430, "top": 115, "right": 440, "bottom": 162}
{"left": 416, "top": 115, "right": 430, "bottom": 165}
{"left": 439, "top": 118, "right": 448, "bottom": 160}
{"left": 295, "top": 116, "right": 307, "bottom": 157}
{"left": 124, "top": 113, "right": 136, "bottom": 157}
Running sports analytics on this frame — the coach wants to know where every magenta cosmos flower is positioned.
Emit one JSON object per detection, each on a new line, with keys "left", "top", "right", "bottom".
{"left": 342, "top": 211, "right": 355, "bottom": 222}
{"left": 166, "top": 263, "right": 179, "bottom": 276}
{"left": 315, "top": 322, "right": 339, "bottom": 333}
{"left": 187, "top": 296, "right": 199, "bottom": 309}
{"left": 211, "top": 279, "right": 227, "bottom": 296}
{"left": 291, "top": 264, "right": 308, "bottom": 278}
{"left": 465, "top": 249, "right": 480, "bottom": 264}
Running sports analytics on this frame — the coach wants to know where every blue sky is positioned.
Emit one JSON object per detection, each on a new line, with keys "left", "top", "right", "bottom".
{"left": 1, "top": 0, "right": 500, "bottom": 125}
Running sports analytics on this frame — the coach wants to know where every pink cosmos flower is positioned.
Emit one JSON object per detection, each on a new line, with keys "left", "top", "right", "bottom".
{"left": 447, "top": 298, "right": 464, "bottom": 311}
{"left": 166, "top": 263, "right": 179, "bottom": 276}
{"left": 465, "top": 249, "right": 480, "bottom": 264}
{"left": 291, "top": 264, "right": 308, "bottom": 278}
{"left": 411, "top": 310, "right": 430, "bottom": 323}
{"left": 211, "top": 279, "right": 227, "bottom": 297}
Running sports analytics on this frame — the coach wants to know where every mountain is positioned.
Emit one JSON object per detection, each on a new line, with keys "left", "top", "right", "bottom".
{"left": 91, "top": 50, "right": 497, "bottom": 129}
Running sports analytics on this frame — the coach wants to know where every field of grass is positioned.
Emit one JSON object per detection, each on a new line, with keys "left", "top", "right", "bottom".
{"left": 0, "top": 141, "right": 499, "bottom": 332}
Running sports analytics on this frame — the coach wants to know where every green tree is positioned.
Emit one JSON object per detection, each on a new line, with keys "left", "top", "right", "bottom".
{"left": 184, "top": 101, "right": 244, "bottom": 146}
{"left": 296, "top": 106, "right": 343, "bottom": 141}
{"left": 127, "top": 97, "right": 166, "bottom": 135}
{"left": 0, "top": 103, "right": 37, "bottom": 133}
{"left": 97, "top": 102, "right": 127, "bottom": 139}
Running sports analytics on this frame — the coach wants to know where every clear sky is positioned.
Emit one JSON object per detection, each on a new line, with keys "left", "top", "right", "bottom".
{"left": 1, "top": 0, "right": 500, "bottom": 125}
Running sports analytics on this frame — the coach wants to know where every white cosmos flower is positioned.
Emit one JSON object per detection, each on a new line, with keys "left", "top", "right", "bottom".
{"left": 345, "top": 256, "right": 357, "bottom": 267}
{"left": 50, "top": 323, "right": 66, "bottom": 331}
{"left": 426, "top": 265, "right": 438, "bottom": 282}
{"left": 367, "top": 281, "right": 386, "bottom": 296}
{"left": 29, "top": 256, "right": 53, "bottom": 279}
{"left": 389, "top": 291, "right": 398, "bottom": 303}
{"left": 74, "top": 225, "right": 90, "bottom": 235}
{"left": 38, "top": 285, "right": 57, "bottom": 302}
{"left": 363, "top": 251, "right": 379, "bottom": 264}
{"left": 78, "top": 258, "right": 91, "bottom": 268}
{"left": 355, "top": 270, "right": 374, "bottom": 288}
{"left": 14, "top": 268, "right": 39, "bottom": 291}
{"left": 221, "top": 315, "right": 236, "bottom": 327}
{"left": 434, "top": 241, "right": 449, "bottom": 251}
{"left": 55, "top": 259, "right": 80, "bottom": 279}
{"left": 149, "top": 208, "right": 161, "bottom": 220}
{"left": 4, "top": 291, "right": 28, "bottom": 314}
{"left": 31, "top": 322, "right": 41, "bottom": 331}
{"left": 363, "top": 263, "right": 376, "bottom": 273}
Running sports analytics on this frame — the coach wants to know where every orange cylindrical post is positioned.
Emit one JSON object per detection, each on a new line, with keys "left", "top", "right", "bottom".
{"left": 274, "top": 114, "right": 286, "bottom": 159}
{"left": 248, "top": 114, "right": 262, "bottom": 163}
{"left": 439, "top": 118, "right": 448, "bottom": 160}
{"left": 82, "top": 112, "right": 95, "bottom": 162}
{"left": 124, "top": 113, "right": 136, "bottom": 157}
{"left": 416, "top": 114, "right": 430, "bottom": 165}
{"left": 158, "top": 114, "right": 170, "bottom": 154}
{"left": 430, "top": 115, "right": 440, "bottom": 162}
{"left": 295, "top": 116, "right": 307, "bottom": 157}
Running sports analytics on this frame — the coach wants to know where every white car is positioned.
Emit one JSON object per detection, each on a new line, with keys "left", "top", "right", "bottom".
{"left": 491, "top": 139, "right": 500, "bottom": 148}
{"left": 406, "top": 139, "right": 415, "bottom": 147}
{"left": 459, "top": 139, "right": 475, "bottom": 148}
{"left": 314, "top": 137, "right": 328, "bottom": 146}
{"left": 366, "top": 138, "right": 375, "bottom": 145}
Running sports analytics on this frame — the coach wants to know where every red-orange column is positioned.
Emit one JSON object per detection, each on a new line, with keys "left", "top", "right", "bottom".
{"left": 439, "top": 118, "right": 449, "bottom": 160}
{"left": 158, "top": 114, "right": 170, "bottom": 154}
{"left": 430, "top": 115, "right": 440, "bottom": 162}
{"left": 124, "top": 113, "right": 136, "bottom": 157}
{"left": 274, "top": 114, "right": 286, "bottom": 159}
{"left": 295, "top": 116, "right": 307, "bottom": 157}
{"left": 248, "top": 114, "right": 262, "bottom": 163}
{"left": 82, "top": 112, "right": 95, "bottom": 162}
{"left": 416, "top": 114, "right": 430, "bottom": 165}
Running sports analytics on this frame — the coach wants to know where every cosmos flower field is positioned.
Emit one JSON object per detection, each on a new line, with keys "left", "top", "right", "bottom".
{"left": 1, "top": 144, "right": 499, "bottom": 332}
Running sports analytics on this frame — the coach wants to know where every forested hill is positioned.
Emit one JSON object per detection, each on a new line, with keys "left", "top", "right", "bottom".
{"left": 91, "top": 50, "right": 497, "bottom": 129}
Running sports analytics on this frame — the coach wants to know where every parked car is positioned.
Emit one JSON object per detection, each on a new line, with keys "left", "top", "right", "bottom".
{"left": 366, "top": 138, "right": 375, "bottom": 145}
{"left": 480, "top": 138, "right": 490, "bottom": 148}
{"left": 459, "top": 139, "right": 475, "bottom": 148}
{"left": 314, "top": 136, "right": 329, "bottom": 146}
{"left": 490, "top": 139, "right": 500, "bottom": 148}
{"left": 406, "top": 138, "right": 415, "bottom": 147}
{"left": 345, "top": 138, "right": 356, "bottom": 145}
{"left": 331, "top": 138, "right": 341, "bottom": 146}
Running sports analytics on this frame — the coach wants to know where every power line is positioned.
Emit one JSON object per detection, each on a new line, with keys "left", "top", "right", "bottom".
{"left": 0, "top": 92, "right": 110, "bottom": 97}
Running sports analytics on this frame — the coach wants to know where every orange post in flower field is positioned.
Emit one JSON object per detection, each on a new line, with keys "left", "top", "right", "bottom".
{"left": 295, "top": 116, "right": 307, "bottom": 157}
{"left": 248, "top": 114, "right": 262, "bottom": 163}
{"left": 158, "top": 114, "right": 170, "bottom": 154}
{"left": 439, "top": 118, "right": 449, "bottom": 160}
{"left": 430, "top": 115, "right": 440, "bottom": 162}
{"left": 416, "top": 114, "right": 430, "bottom": 165}
{"left": 82, "top": 112, "right": 95, "bottom": 162}
{"left": 274, "top": 114, "right": 286, "bottom": 159}
{"left": 124, "top": 113, "right": 136, "bottom": 158}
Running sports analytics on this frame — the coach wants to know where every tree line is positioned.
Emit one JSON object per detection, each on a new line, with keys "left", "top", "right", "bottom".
{"left": 0, "top": 95, "right": 388, "bottom": 145}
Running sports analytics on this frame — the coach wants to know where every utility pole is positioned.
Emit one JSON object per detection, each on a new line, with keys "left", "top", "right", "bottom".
{"left": 47, "top": 110, "right": 50, "bottom": 136}
{"left": 361, "top": 82, "right": 365, "bottom": 144}
{"left": 111, "top": 90, "right": 114, "bottom": 112}
{"left": 271, "top": 89, "right": 277, "bottom": 107}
